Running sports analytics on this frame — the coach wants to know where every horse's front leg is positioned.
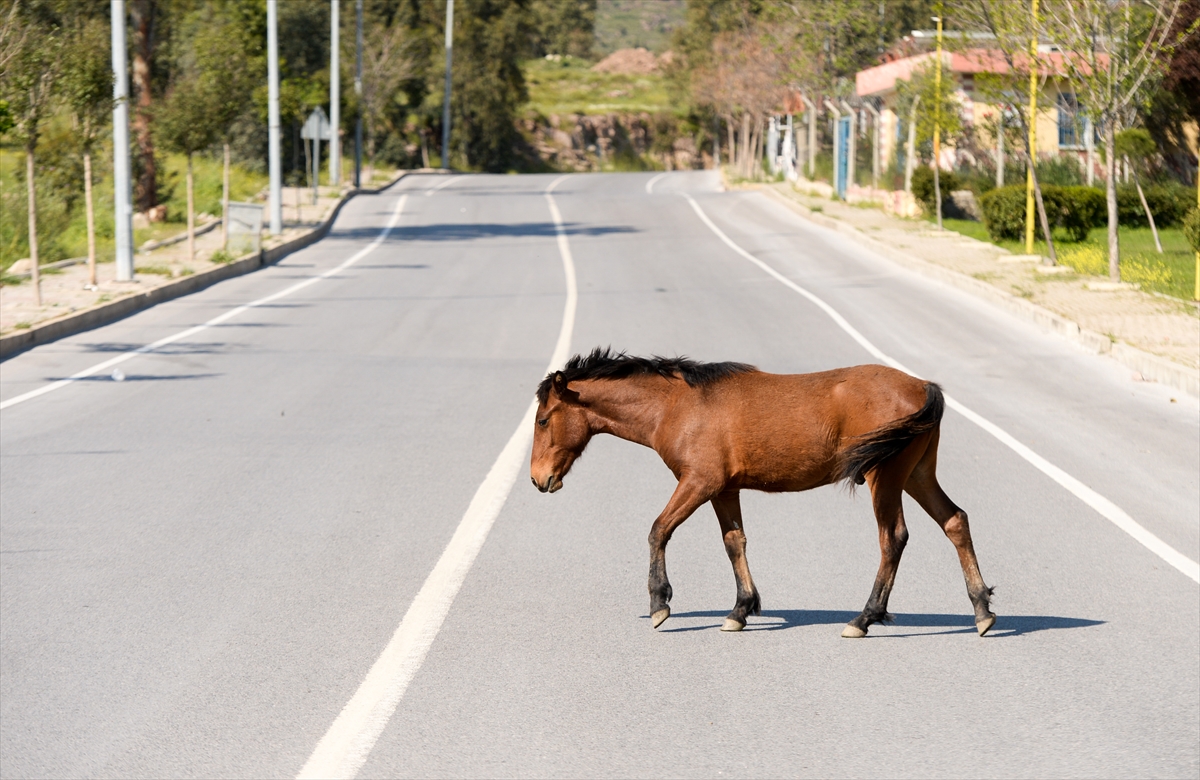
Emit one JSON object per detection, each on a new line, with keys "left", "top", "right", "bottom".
{"left": 648, "top": 477, "right": 715, "bottom": 629}
{"left": 711, "top": 490, "right": 761, "bottom": 632}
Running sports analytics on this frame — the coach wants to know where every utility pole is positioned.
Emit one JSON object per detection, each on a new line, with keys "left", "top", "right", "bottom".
{"left": 111, "top": 0, "right": 134, "bottom": 281}
{"left": 355, "top": 0, "right": 363, "bottom": 187}
{"left": 1025, "top": 0, "right": 1039, "bottom": 254}
{"left": 267, "top": 0, "right": 282, "bottom": 234}
{"left": 933, "top": 11, "right": 944, "bottom": 230}
{"left": 330, "top": 0, "right": 340, "bottom": 187}
{"left": 441, "top": 0, "right": 454, "bottom": 170}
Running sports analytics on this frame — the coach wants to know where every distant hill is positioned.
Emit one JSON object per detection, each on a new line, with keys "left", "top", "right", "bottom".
{"left": 594, "top": 0, "right": 686, "bottom": 57}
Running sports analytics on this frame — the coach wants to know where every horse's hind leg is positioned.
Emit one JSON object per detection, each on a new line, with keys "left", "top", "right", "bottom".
{"left": 711, "top": 491, "right": 761, "bottom": 632}
{"left": 843, "top": 464, "right": 911, "bottom": 638}
{"left": 905, "top": 430, "right": 996, "bottom": 636}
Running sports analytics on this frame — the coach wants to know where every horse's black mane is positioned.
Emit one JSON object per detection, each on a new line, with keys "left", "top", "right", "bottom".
{"left": 537, "top": 347, "right": 757, "bottom": 404}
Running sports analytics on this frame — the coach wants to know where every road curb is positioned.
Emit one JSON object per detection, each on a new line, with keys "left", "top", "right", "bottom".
{"left": 758, "top": 185, "right": 1199, "bottom": 398}
{"left": 0, "top": 171, "right": 414, "bottom": 361}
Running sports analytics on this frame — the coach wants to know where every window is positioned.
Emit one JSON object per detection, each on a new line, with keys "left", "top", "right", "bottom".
{"left": 1058, "top": 92, "right": 1081, "bottom": 148}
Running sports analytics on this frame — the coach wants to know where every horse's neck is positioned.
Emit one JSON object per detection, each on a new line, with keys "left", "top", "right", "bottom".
{"left": 579, "top": 377, "right": 672, "bottom": 449}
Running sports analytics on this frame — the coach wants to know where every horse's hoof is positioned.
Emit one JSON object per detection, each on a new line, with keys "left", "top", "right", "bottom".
{"left": 976, "top": 615, "right": 996, "bottom": 636}
{"left": 651, "top": 608, "right": 670, "bottom": 629}
{"left": 721, "top": 618, "right": 745, "bottom": 632}
{"left": 841, "top": 624, "right": 866, "bottom": 638}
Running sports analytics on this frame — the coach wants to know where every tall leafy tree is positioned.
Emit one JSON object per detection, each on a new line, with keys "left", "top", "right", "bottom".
{"left": 155, "top": 71, "right": 220, "bottom": 262}
{"left": 59, "top": 14, "right": 112, "bottom": 285}
{"left": 954, "top": 0, "right": 1063, "bottom": 263}
{"left": 1038, "top": 0, "right": 1195, "bottom": 280}
{"left": 1, "top": 1, "right": 61, "bottom": 304}
{"left": 445, "top": 0, "right": 532, "bottom": 171}
{"left": 184, "top": 3, "right": 258, "bottom": 247}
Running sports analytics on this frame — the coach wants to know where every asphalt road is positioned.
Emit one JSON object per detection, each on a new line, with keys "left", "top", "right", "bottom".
{"left": 1, "top": 172, "right": 1197, "bottom": 779}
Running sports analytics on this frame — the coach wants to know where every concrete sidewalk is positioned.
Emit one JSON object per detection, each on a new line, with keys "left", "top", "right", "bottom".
{"left": 753, "top": 181, "right": 1199, "bottom": 397}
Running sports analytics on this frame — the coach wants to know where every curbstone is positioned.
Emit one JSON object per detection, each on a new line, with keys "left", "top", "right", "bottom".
{"left": 0, "top": 171, "right": 413, "bottom": 361}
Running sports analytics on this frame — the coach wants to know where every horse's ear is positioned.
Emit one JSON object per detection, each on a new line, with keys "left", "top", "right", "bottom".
{"left": 553, "top": 372, "right": 581, "bottom": 404}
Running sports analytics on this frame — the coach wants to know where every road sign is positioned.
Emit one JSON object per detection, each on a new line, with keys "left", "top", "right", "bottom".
{"left": 301, "top": 107, "right": 332, "bottom": 141}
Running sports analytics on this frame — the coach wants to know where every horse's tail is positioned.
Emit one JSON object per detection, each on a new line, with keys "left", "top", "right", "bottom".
{"left": 837, "top": 382, "right": 944, "bottom": 487}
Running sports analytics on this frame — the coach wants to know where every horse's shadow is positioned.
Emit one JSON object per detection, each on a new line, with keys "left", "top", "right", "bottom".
{"left": 653, "top": 609, "right": 1103, "bottom": 637}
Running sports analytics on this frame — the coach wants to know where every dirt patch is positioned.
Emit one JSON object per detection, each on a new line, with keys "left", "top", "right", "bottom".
{"left": 591, "top": 48, "right": 661, "bottom": 75}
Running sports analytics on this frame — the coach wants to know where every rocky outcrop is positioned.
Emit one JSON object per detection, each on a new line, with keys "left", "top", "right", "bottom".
{"left": 521, "top": 112, "right": 707, "bottom": 172}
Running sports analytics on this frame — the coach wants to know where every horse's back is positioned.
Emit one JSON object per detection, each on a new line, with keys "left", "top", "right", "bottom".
{"left": 681, "top": 365, "right": 930, "bottom": 492}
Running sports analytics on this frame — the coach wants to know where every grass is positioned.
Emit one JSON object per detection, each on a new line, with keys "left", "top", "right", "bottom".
{"left": 936, "top": 216, "right": 1197, "bottom": 301}
{"left": 523, "top": 56, "right": 673, "bottom": 117}
{"left": 2, "top": 132, "right": 267, "bottom": 273}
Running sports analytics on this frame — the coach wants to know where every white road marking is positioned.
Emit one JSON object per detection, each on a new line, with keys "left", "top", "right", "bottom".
{"left": 0, "top": 194, "right": 410, "bottom": 412}
{"left": 295, "top": 176, "right": 578, "bottom": 780}
{"left": 424, "top": 175, "right": 459, "bottom": 196}
{"left": 684, "top": 193, "right": 1200, "bottom": 585}
{"left": 645, "top": 172, "right": 667, "bottom": 194}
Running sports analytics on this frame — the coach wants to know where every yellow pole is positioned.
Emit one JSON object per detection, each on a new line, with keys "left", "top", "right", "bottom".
{"left": 934, "top": 13, "right": 943, "bottom": 230}
{"left": 1025, "top": 0, "right": 1039, "bottom": 254}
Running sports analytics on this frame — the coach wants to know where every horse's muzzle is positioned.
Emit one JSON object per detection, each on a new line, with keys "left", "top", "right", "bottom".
{"left": 532, "top": 475, "right": 563, "bottom": 493}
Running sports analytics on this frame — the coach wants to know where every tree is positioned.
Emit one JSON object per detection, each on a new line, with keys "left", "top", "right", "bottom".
{"left": 59, "top": 15, "right": 112, "bottom": 286}
{"left": 529, "top": 0, "right": 595, "bottom": 59}
{"left": 360, "top": 18, "right": 415, "bottom": 181}
{"left": 185, "top": 5, "right": 258, "bottom": 247}
{"left": 1, "top": 1, "right": 61, "bottom": 305}
{"left": 894, "top": 60, "right": 965, "bottom": 177}
{"left": 130, "top": 0, "right": 160, "bottom": 213}
{"left": 1115, "top": 128, "right": 1163, "bottom": 253}
{"left": 155, "top": 73, "right": 220, "bottom": 263}
{"left": 955, "top": 0, "right": 1062, "bottom": 264}
{"left": 444, "top": 0, "right": 532, "bottom": 171}
{"left": 1038, "top": 0, "right": 1195, "bottom": 280}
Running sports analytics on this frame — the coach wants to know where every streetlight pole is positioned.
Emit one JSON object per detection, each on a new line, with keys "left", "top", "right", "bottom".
{"left": 441, "top": 0, "right": 454, "bottom": 170}
{"left": 110, "top": 0, "right": 134, "bottom": 280}
{"left": 330, "top": 0, "right": 340, "bottom": 188}
{"left": 933, "top": 11, "right": 944, "bottom": 230}
{"left": 267, "top": 0, "right": 282, "bottom": 234}
{"left": 355, "top": 0, "right": 363, "bottom": 187}
{"left": 1025, "top": 0, "right": 1039, "bottom": 254}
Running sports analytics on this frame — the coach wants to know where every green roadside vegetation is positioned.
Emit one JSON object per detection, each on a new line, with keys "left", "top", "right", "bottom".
{"left": 1, "top": 139, "right": 266, "bottom": 275}
{"left": 937, "top": 217, "right": 1196, "bottom": 302}
{"left": 524, "top": 56, "right": 673, "bottom": 117}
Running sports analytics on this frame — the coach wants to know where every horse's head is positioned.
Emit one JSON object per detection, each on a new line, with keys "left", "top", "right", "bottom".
{"left": 531, "top": 371, "right": 590, "bottom": 494}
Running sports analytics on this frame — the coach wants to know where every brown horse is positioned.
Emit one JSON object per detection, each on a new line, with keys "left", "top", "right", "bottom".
{"left": 531, "top": 348, "right": 995, "bottom": 638}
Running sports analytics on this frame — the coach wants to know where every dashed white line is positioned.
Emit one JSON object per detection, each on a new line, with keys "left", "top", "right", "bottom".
{"left": 295, "top": 175, "right": 578, "bottom": 780}
{"left": 684, "top": 193, "right": 1199, "bottom": 585}
{"left": 645, "top": 172, "right": 667, "bottom": 194}
{"left": 0, "top": 193, "right": 410, "bottom": 412}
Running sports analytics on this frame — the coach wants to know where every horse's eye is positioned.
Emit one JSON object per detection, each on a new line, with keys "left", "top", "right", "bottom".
{"left": 537, "top": 418, "right": 548, "bottom": 427}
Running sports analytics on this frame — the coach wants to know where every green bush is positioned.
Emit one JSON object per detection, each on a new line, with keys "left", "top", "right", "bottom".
{"left": 1115, "top": 183, "right": 1190, "bottom": 228}
{"left": 979, "top": 185, "right": 1027, "bottom": 241}
{"left": 979, "top": 183, "right": 1106, "bottom": 242}
{"left": 1052, "top": 186, "right": 1106, "bottom": 241}
{"left": 911, "top": 165, "right": 961, "bottom": 215}
{"left": 1183, "top": 207, "right": 1200, "bottom": 254}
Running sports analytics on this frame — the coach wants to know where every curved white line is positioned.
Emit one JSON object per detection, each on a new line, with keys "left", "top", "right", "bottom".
{"left": 645, "top": 172, "right": 668, "bottom": 194}
{"left": 0, "top": 194, "right": 410, "bottom": 412}
{"left": 295, "top": 178, "right": 578, "bottom": 780}
{"left": 683, "top": 193, "right": 1199, "bottom": 585}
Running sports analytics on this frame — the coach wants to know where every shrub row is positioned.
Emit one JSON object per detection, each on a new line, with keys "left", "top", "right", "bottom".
{"left": 979, "top": 182, "right": 1192, "bottom": 242}
{"left": 979, "top": 185, "right": 1104, "bottom": 241}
